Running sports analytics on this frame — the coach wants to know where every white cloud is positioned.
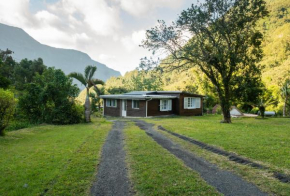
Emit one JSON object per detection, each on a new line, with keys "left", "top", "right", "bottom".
{"left": 132, "top": 30, "right": 146, "bottom": 45}
{"left": 116, "top": 0, "right": 184, "bottom": 17}
{"left": 0, "top": 0, "right": 35, "bottom": 28}
{"left": 99, "top": 54, "right": 116, "bottom": 61}
{"left": 121, "top": 30, "right": 146, "bottom": 52}
{"left": 48, "top": 0, "right": 121, "bottom": 36}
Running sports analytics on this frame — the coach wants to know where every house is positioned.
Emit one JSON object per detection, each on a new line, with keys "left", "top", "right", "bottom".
{"left": 100, "top": 91, "right": 204, "bottom": 117}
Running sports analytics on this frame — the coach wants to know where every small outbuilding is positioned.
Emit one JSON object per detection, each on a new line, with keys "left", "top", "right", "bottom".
{"left": 100, "top": 91, "right": 204, "bottom": 117}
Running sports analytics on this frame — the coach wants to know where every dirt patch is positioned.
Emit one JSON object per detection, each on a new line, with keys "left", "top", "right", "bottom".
{"left": 134, "top": 120, "right": 267, "bottom": 196}
{"left": 90, "top": 121, "right": 132, "bottom": 196}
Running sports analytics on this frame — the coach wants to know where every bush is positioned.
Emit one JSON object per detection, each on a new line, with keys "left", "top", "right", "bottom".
{"left": 250, "top": 107, "right": 259, "bottom": 114}
{"left": 216, "top": 105, "right": 222, "bottom": 114}
{"left": 0, "top": 88, "right": 16, "bottom": 136}
{"left": 47, "top": 102, "right": 84, "bottom": 124}
{"left": 93, "top": 109, "right": 104, "bottom": 118}
{"left": 5, "top": 120, "right": 34, "bottom": 132}
{"left": 18, "top": 68, "right": 83, "bottom": 125}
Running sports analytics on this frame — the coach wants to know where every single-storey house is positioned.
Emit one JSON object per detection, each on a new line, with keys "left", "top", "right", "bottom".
{"left": 100, "top": 91, "right": 204, "bottom": 117}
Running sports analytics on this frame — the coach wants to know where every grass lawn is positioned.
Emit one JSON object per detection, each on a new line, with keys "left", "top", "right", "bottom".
{"left": 0, "top": 118, "right": 111, "bottom": 196}
{"left": 124, "top": 122, "right": 220, "bottom": 195}
{"left": 144, "top": 115, "right": 290, "bottom": 172}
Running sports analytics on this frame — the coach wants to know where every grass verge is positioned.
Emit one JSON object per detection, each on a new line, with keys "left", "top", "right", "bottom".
{"left": 156, "top": 126, "right": 290, "bottom": 195}
{"left": 124, "top": 121, "right": 220, "bottom": 196}
{"left": 144, "top": 115, "right": 290, "bottom": 172}
{"left": 0, "top": 118, "right": 111, "bottom": 196}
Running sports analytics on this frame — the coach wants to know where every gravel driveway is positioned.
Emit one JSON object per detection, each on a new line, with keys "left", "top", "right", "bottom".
{"left": 90, "top": 121, "right": 132, "bottom": 196}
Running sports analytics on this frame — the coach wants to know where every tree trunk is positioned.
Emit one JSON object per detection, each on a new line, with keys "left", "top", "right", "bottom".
{"left": 220, "top": 103, "right": 232, "bottom": 123}
{"left": 85, "top": 88, "right": 91, "bottom": 122}
{"left": 259, "top": 106, "right": 265, "bottom": 118}
{"left": 0, "top": 128, "right": 5, "bottom": 136}
{"left": 283, "top": 100, "right": 287, "bottom": 117}
{"left": 218, "top": 85, "right": 231, "bottom": 123}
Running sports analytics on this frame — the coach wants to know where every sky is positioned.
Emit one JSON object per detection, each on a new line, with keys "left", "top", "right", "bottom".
{"left": 0, "top": 0, "right": 195, "bottom": 75}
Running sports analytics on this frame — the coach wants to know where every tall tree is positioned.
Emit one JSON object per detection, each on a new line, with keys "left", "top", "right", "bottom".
{"left": 0, "top": 49, "right": 16, "bottom": 89}
{"left": 69, "top": 65, "right": 104, "bottom": 122}
{"left": 281, "top": 79, "right": 290, "bottom": 117}
{"left": 141, "top": 0, "right": 268, "bottom": 123}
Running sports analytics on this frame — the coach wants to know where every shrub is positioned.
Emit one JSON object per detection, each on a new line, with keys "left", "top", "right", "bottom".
{"left": 216, "top": 105, "right": 222, "bottom": 114}
{"left": 0, "top": 89, "right": 16, "bottom": 136}
{"left": 18, "top": 68, "right": 82, "bottom": 125}
{"left": 250, "top": 107, "right": 259, "bottom": 114}
{"left": 5, "top": 120, "right": 34, "bottom": 132}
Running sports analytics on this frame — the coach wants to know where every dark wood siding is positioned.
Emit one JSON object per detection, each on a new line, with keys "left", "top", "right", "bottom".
{"left": 178, "top": 94, "right": 203, "bottom": 116}
{"left": 127, "top": 100, "right": 146, "bottom": 117}
{"left": 147, "top": 99, "right": 177, "bottom": 116}
{"left": 104, "top": 99, "right": 121, "bottom": 117}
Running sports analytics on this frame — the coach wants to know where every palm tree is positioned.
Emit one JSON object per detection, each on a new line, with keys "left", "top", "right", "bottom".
{"left": 69, "top": 65, "right": 104, "bottom": 122}
{"left": 281, "top": 79, "right": 290, "bottom": 117}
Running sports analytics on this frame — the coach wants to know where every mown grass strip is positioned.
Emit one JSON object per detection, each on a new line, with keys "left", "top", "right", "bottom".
{"left": 156, "top": 124, "right": 290, "bottom": 196}
{"left": 124, "top": 122, "right": 220, "bottom": 196}
{"left": 0, "top": 118, "right": 111, "bottom": 196}
{"left": 144, "top": 115, "right": 290, "bottom": 171}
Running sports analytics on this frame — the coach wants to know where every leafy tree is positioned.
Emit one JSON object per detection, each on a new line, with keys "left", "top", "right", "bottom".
{"left": 69, "top": 65, "right": 104, "bottom": 122}
{"left": 141, "top": 0, "right": 268, "bottom": 123}
{"left": 18, "top": 68, "right": 82, "bottom": 124}
{"left": 0, "top": 49, "right": 16, "bottom": 89}
{"left": 13, "top": 58, "right": 47, "bottom": 91}
{"left": 0, "top": 89, "right": 16, "bottom": 136}
{"left": 280, "top": 79, "right": 290, "bottom": 117}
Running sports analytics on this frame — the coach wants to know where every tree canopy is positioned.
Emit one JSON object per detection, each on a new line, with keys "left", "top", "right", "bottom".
{"left": 141, "top": 0, "right": 268, "bottom": 123}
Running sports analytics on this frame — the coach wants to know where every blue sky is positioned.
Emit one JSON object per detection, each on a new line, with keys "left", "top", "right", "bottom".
{"left": 0, "top": 0, "right": 196, "bottom": 75}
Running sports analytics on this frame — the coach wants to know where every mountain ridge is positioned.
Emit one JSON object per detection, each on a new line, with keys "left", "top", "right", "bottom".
{"left": 0, "top": 23, "right": 121, "bottom": 88}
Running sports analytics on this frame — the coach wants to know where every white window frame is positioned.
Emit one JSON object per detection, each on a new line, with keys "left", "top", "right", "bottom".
{"left": 160, "top": 99, "right": 172, "bottom": 111}
{"left": 106, "top": 99, "right": 117, "bottom": 107}
{"left": 132, "top": 100, "right": 140, "bottom": 109}
{"left": 184, "top": 97, "right": 201, "bottom": 109}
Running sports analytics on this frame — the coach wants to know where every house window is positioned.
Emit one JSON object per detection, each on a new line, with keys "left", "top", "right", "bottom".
{"left": 106, "top": 99, "right": 117, "bottom": 107}
{"left": 184, "top": 97, "right": 201, "bottom": 109}
{"left": 132, "top": 100, "right": 139, "bottom": 109}
{"left": 160, "top": 99, "right": 172, "bottom": 111}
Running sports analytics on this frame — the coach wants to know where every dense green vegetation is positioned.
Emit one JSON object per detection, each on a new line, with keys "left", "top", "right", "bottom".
{"left": 105, "top": 0, "right": 290, "bottom": 116}
{"left": 124, "top": 122, "right": 219, "bottom": 195}
{"left": 0, "top": 88, "right": 16, "bottom": 135}
{"left": 0, "top": 49, "right": 87, "bottom": 135}
{"left": 0, "top": 118, "right": 111, "bottom": 195}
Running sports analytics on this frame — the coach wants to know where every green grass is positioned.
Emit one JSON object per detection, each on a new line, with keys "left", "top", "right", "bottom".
{"left": 124, "top": 122, "right": 220, "bottom": 196}
{"left": 158, "top": 124, "right": 290, "bottom": 195}
{"left": 144, "top": 115, "right": 290, "bottom": 172}
{"left": 0, "top": 118, "right": 111, "bottom": 196}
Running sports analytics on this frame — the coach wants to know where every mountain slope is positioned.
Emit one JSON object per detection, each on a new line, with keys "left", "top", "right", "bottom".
{"left": 0, "top": 23, "right": 121, "bottom": 88}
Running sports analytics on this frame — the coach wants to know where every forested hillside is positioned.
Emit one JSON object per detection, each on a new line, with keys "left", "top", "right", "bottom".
{"left": 103, "top": 0, "right": 289, "bottom": 114}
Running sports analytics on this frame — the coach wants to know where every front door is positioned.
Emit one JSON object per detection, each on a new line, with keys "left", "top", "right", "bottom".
{"left": 122, "top": 100, "right": 127, "bottom": 117}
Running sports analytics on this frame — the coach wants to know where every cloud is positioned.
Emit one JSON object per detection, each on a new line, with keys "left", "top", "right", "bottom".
{"left": 116, "top": 0, "right": 184, "bottom": 17}
{"left": 121, "top": 30, "right": 146, "bottom": 52}
{"left": 99, "top": 54, "right": 116, "bottom": 61}
{"left": 0, "top": 0, "right": 36, "bottom": 28}
{"left": 47, "top": 0, "right": 121, "bottom": 36}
